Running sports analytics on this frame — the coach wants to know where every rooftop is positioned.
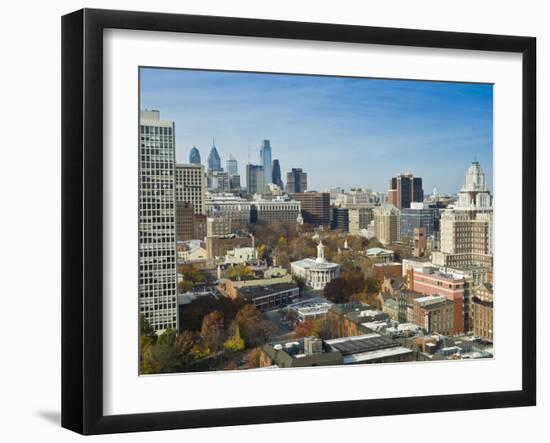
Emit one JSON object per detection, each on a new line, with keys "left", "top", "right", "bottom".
{"left": 326, "top": 333, "right": 397, "bottom": 355}
{"left": 366, "top": 247, "right": 395, "bottom": 256}
{"left": 291, "top": 257, "right": 340, "bottom": 270}
{"left": 237, "top": 282, "right": 298, "bottom": 300}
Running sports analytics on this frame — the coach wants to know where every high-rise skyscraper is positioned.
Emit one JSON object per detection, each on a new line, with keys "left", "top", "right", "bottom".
{"left": 139, "top": 110, "right": 178, "bottom": 332}
{"left": 387, "top": 173, "right": 424, "bottom": 209}
{"left": 293, "top": 192, "right": 330, "bottom": 227}
{"left": 226, "top": 154, "right": 238, "bottom": 176}
{"left": 207, "top": 140, "right": 222, "bottom": 172}
{"left": 260, "top": 139, "right": 272, "bottom": 184}
{"left": 246, "top": 164, "right": 264, "bottom": 195}
{"left": 272, "top": 159, "right": 284, "bottom": 189}
{"left": 286, "top": 168, "right": 307, "bottom": 193}
{"left": 433, "top": 160, "right": 493, "bottom": 269}
{"left": 189, "top": 146, "right": 201, "bottom": 164}
{"left": 373, "top": 204, "right": 401, "bottom": 245}
{"left": 175, "top": 163, "right": 206, "bottom": 214}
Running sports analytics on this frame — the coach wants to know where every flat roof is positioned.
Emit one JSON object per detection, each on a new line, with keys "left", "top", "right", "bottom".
{"left": 342, "top": 346, "right": 412, "bottom": 364}
{"left": 326, "top": 333, "right": 398, "bottom": 356}
{"left": 237, "top": 282, "right": 298, "bottom": 300}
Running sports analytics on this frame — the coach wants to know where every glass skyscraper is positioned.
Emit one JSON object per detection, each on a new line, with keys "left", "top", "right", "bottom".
{"left": 189, "top": 146, "right": 201, "bottom": 164}
{"left": 260, "top": 139, "right": 272, "bottom": 185}
{"left": 272, "top": 159, "right": 283, "bottom": 189}
{"left": 207, "top": 143, "right": 222, "bottom": 172}
{"left": 226, "top": 154, "right": 238, "bottom": 176}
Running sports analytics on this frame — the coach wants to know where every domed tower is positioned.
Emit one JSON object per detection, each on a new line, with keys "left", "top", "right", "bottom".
{"left": 189, "top": 146, "right": 201, "bottom": 164}
{"left": 456, "top": 160, "right": 492, "bottom": 210}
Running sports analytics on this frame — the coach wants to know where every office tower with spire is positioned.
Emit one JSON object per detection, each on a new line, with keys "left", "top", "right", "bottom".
{"left": 138, "top": 110, "right": 178, "bottom": 332}
{"left": 272, "top": 159, "right": 284, "bottom": 189}
{"left": 189, "top": 146, "right": 201, "bottom": 164}
{"left": 260, "top": 139, "right": 272, "bottom": 185}
{"left": 207, "top": 138, "right": 222, "bottom": 172}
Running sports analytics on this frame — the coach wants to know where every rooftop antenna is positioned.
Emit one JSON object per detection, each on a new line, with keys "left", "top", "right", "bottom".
{"left": 212, "top": 136, "right": 215, "bottom": 147}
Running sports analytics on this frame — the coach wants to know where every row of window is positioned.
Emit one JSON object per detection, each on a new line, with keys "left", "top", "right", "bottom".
{"left": 140, "top": 126, "right": 173, "bottom": 135}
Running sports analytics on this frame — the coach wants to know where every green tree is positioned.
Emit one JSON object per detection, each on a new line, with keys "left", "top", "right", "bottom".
{"left": 140, "top": 338, "right": 180, "bottom": 374}
{"left": 139, "top": 335, "right": 156, "bottom": 374}
{"left": 226, "top": 263, "right": 254, "bottom": 281}
{"left": 190, "top": 342, "right": 211, "bottom": 359}
{"left": 224, "top": 324, "right": 245, "bottom": 352}
{"left": 157, "top": 328, "right": 177, "bottom": 347}
{"left": 139, "top": 314, "right": 156, "bottom": 340}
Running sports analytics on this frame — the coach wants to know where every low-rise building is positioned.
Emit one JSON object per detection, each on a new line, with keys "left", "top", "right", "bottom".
{"left": 260, "top": 336, "right": 343, "bottom": 368}
{"left": 372, "top": 262, "right": 402, "bottom": 279}
{"left": 413, "top": 295, "right": 455, "bottom": 335}
{"left": 472, "top": 282, "right": 493, "bottom": 341}
{"left": 326, "top": 302, "right": 389, "bottom": 337}
{"left": 291, "top": 241, "right": 340, "bottom": 290}
{"left": 366, "top": 247, "right": 395, "bottom": 262}
{"left": 235, "top": 282, "right": 299, "bottom": 311}
{"left": 217, "top": 274, "right": 293, "bottom": 299}
{"left": 250, "top": 198, "right": 301, "bottom": 224}
{"left": 286, "top": 299, "right": 334, "bottom": 323}
{"left": 325, "top": 333, "right": 414, "bottom": 365}
{"left": 206, "top": 233, "right": 253, "bottom": 259}
{"left": 177, "top": 240, "right": 207, "bottom": 262}
{"left": 224, "top": 246, "right": 258, "bottom": 264}
{"left": 407, "top": 268, "right": 466, "bottom": 334}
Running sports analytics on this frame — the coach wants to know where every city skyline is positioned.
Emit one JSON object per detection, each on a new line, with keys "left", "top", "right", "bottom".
{"left": 140, "top": 68, "right": 493, "bottom": 194}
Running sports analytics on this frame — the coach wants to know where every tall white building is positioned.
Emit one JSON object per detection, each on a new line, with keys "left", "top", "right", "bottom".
{"left": 433, "top": 161, "right": 493, "bottom": 269}
{"left": 175, "top": 163, "right": 206, "bottom": 214}
{"left": 139, "top": 110, "right": 178, "bottom": 332}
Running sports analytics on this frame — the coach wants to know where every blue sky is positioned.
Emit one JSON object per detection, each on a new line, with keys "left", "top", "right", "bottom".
{"left": 140, "top": 68, "right": 493, "bottom": 194}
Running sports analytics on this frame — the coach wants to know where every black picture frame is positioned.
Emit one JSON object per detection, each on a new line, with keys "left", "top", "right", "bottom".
{"left": 61, "top": 8, "right": 537, "bottom": 435}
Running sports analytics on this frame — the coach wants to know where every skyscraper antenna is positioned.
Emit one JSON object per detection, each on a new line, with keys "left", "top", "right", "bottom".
{"left": 212, "top": 136, "right": 215, "bottom": 147}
